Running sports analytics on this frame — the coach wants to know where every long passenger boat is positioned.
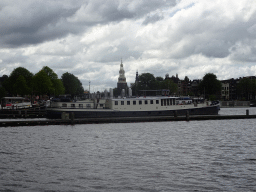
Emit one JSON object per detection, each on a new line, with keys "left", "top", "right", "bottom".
{"left": 46, "top": 94, "right": 219, "bottom": 119}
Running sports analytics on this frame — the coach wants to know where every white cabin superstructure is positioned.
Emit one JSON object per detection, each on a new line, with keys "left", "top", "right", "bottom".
{"left": 108, "top": 97, "right": 177, "bottom": 111}
{"left": 48, "top": 96, "right": 212, "bottom": 112}
{"left": 107, "top": 96, "right": 211, "bottom": 111}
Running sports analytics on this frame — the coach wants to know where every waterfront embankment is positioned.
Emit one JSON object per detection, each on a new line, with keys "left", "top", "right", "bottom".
{"left": 220, "top": 100, "right": 250, "bottom": 108}
{"left": 1, "top": 113, "right": 256, "bottom": 127}
{"left": 0, "top": 108, "right": 46, "bottom": 118}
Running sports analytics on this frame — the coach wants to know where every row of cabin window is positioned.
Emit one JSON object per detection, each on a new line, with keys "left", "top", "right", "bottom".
{"left": 61, "top": 103, "right": 93, "bottom": 108}
{"left": 161, "top": 99, "right": 176, "bottom": 106}
{"left": 114, "top": 99, "right": 175, "bottom": 106}
{"left": 115, "top": 100, "right": 159, "bottom": 106}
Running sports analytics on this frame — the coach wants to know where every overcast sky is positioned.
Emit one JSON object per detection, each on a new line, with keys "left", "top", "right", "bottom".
{"left": 1, "top": 0, "right": 256, "bottom": 91}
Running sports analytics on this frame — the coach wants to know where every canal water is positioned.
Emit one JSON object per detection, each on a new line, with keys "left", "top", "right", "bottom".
{"left": 0, "top": 108, "right": 256, "bottom": 192}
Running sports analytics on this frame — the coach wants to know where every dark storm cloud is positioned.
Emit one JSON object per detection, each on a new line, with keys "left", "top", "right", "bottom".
{"left": 0, "top": 0, "right": 82, "bottom": 47}
{"left": 142, "top": 14, "right": 164, "bottom": 25}
{"left": 0, "top": 0, "right": 176, "bottom": 48}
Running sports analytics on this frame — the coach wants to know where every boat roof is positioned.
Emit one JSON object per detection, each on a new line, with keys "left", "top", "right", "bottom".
{"left": 2, "top": 97, "right": 25, "bottom": 100}
{"left": 112, "top": 96, "right": 178, "bottom": 101}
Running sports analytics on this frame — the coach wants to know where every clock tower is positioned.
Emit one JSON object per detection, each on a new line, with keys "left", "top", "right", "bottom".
{"left": 117, "top": 59, "right": 127, "bottom": 92}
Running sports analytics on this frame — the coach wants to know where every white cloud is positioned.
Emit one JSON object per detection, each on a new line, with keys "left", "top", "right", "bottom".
{"left": 1, "top": 0, "right": 256, "bottom": 92}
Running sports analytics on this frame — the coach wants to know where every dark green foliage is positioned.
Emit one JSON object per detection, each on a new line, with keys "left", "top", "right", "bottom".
{"left": 0, "top": 87, "right": 6, "bottom": 99}
{"left": 13, "top": 75, "right": 30, "bottom": 96}
{"left": 199, "top": 73, "right": 221, "bottom": 100}
{"left": 32, "top": 70, "right": 53, "bottom": 96}
{"left": 184, "top": 76, "right": 189, "bottom": 82}
{"left": 75, "top": 78, "right": 84, "bottom": 95}
{"left": 137, "top": 73, "right": 157, "bottom": 90}
{"left": 237, "top": 78, "right": 256, "bottom": 100}
{"left": 0, "top": 66, "right": 85, "bottom": 98}
{"left": 41, "top": 66, "right": 65, "bottom": 96}
{"left": 52, "top": 79, "right": 65, "bottom": 96}
{"left": 61, "top": 72, "right": 84, "bottom": 96}
{"left": 42, "top": 66, "right": 58, "bottom": 80}
{"left": 4, "top": 67, "right": 33, "bottom": 96}
{"left": 160, "top": 79, "right": 178, "bottom": 94}
{"left": 131, "top": 73, "right": 178, "bottom": 95}
{"left": 155, "top": 76, "right": 164, "bottom": 81}
{"left": 0, "top": 75, "right": 8, "bottom": 83}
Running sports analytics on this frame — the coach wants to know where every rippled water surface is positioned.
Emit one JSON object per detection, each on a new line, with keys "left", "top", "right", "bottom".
{"left": 1, "top": 109, "right": 256, "bottom": 191}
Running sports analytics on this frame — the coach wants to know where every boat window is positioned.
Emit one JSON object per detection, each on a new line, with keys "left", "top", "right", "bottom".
{"left": 167, "top": 99, "right": 170, "bottom": 105}
{"left": 133, "top": 100, "right": 136, "bottom": 105}
{"left": 100, "top": 104, "right": 104, "bottom": 107}
{"left": 161, "top": 99, "right": 163, "bottom": 106}
{"left": 145, "top": 100, "right": 148, "bottom": 104}
{"left": 71, "top": 104, "right": 75, "bottom": 108}
{"left": 86, "top": 104, "right": 91, "bottom": 108}
{"left": 79, "top": 104, "right": 83, "bottom": 108}
{"left": 139, "top": 101, "right": 142, "bottom": 105}
{"left": 127, "top": 101, "right": 130, "bottom": 105}
{"left": 150, "top": 100, "right": 153, "bottom": 104}
{"left": 62, "top": 104, "right": 67, "bottom": 107}
{"left": 156, "top": 100, "right": 159, "bottom": 104}
{"left": 121, "top": 101, "right": 124, "bottom": 105}
{"left": 115, "top": 101, "right": 118, "bottom": 105}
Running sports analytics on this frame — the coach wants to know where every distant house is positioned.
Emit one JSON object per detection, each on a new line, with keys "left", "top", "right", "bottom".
{"left": 191, "top": 79, "right": 201, "bottom": 97}
{"left": 221, "top": 81, "right": 229, "bottom": 100}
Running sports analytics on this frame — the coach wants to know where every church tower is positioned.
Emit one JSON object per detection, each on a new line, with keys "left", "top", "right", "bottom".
{"left": 117, "top": 59, "right": 127, "bottom": 92}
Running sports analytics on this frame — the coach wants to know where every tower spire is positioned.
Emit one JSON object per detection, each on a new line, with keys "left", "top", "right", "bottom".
{"left": 117, "top": 59, "right": 127, "bottom": 94}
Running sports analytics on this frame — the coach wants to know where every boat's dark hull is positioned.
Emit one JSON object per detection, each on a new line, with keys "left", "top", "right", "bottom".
{"left": 46, "top": 105, "right": 219, "bottom": 119}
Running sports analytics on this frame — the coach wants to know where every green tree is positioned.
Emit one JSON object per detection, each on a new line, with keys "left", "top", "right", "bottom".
{"left": 32, "top": 70, "right": 53, "bottom": 97}
{"left": 1, "top": 75, "right": 8, "bottom": 97}
{"left": 41, "top": 66, "right": 65, "bottom": 96}
{"left": 0, "top": 75, "right": 8, "bottom": 84}
{"left": 61, "top": 72, "right": 84, "bottom": 96}
{"left": 199, "top": 73, "right": 221, "bottom": 100}
{"left": 52, "top": 79, "right": 65, "bottom": 96}
{"left": 155, "top": 76, "right": 164, "bottom": 82}
{"left": 75, "top": 77, "right": 84, "bottom": 95}
{"left": 13, "top": 75, "right": 30, "bottom": 96}
{"left": 251, "top": 79, "right": 256, "bottom": 100}
{"left": 42, "top": 66, "right": 58, "bottom": 80}
{"left": 4, "top": 67, "right": 33, "bottom": 96}
{"left": 184, "top": 76, "right": 189, "bottom": 82}
{"left": 0, "top": 87, "right": 6, "bottom": 99}
{"left": 137, "top": 73, "right": 157, "bottom": 90}
{"left": 161, "top": 79, "right": 178, "bottom": 94}
{"left": 155, "top": 76, "right": 164, "bottom": 89}
{"left": 237, "top": 78, "right": 253, "bottom": 100}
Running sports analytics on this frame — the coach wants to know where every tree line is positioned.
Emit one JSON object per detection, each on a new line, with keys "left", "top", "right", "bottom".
{"left": 1, "top": 66, "right": 254, "bottom": 101}
{"left": 0, "top": 66, "right": 84, "bottom": 99}
{"left": 237, "top": 78, "right": 256, "bottom": 101}
{"left": 130, "top": 73, "right": 178, "bottom": 95}
{"left": 131, "top": 73, "right": 222, "bottom": 99}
